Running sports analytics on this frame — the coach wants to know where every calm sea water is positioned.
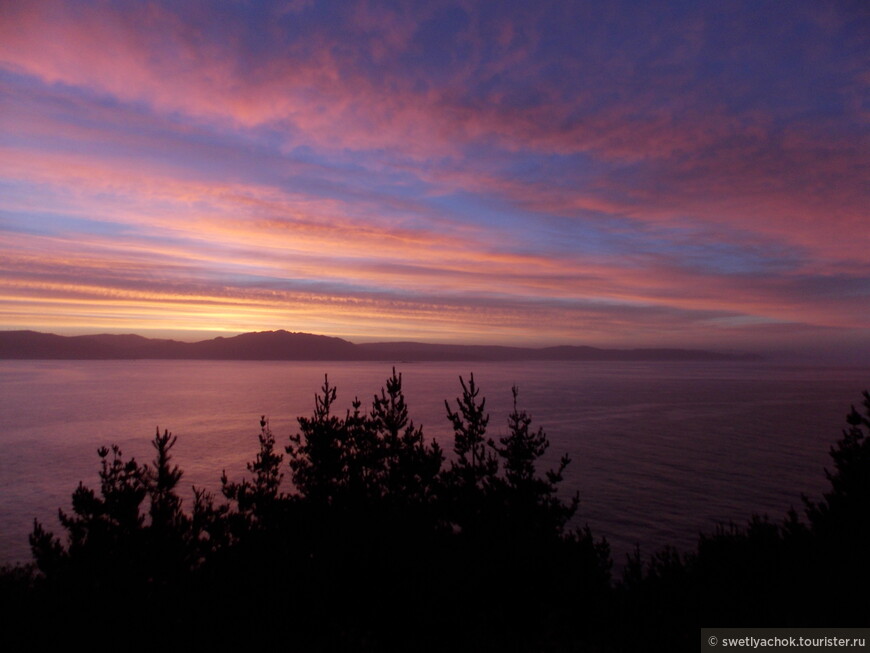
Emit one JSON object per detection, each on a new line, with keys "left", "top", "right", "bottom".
{"left": 1, "top": 360, "right": 867, "bottom": 568}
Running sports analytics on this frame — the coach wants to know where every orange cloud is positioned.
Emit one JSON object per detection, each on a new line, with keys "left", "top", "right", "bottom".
{"left": 0, "top": 2, "right": 866, "bottom": 353}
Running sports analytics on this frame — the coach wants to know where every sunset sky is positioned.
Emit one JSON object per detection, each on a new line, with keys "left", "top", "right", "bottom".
{"left": 1, "top": 1, "right": 868, "bottom": 359}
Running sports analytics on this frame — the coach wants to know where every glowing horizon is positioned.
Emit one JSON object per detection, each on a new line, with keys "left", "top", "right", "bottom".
{"left": 1, "top": 1, "right": 868, "bottom": 359}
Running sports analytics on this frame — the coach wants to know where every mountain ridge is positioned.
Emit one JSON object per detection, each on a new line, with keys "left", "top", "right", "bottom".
{"left": 0, "top": 329, "right": 761, "bottom": 362}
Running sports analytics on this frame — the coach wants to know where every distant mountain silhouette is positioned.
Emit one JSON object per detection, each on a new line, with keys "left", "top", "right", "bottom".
{"left": 0, "top": 329, "right": 760, "bottom": 362}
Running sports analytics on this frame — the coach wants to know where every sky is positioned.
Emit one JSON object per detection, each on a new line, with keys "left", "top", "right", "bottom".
{"left": 0, "top": 0, "right": 868, "bottom": 360}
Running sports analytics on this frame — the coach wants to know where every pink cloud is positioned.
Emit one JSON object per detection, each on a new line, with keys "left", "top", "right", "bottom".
{"left": 1, "top": 2, "right": 866, "bottom": 351}
{"left": 2, "top": 134, "right": 867, "bottom": 342}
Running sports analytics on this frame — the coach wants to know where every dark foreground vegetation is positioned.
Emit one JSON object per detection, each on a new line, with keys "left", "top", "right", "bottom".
{"left": 2, "top": 372, "right": 868, "bottom": 651}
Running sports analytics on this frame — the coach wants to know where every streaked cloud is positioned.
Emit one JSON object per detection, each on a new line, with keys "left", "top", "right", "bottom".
{"left": 0, "top": 0, "right": 867, "bottom": 358}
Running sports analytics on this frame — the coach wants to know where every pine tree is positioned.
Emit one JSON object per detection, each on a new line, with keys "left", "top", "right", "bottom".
{"left": 800, "top": 390, "right": 870, "bottom": 620}
{"left": 28, "top": 429, "right": 219, "bottom": 587}
{"left": 286, "top": 376, "right": 347, "bottom": 505}
{"left": 804, "top": 390, "right": 870, "bottom": 535}
{"left": 445, "top": 374, "right": 497, "bottom": 489}
{"left": 222, "top": 415, "right": 284, "bottom": 527}
{"left": 372, "top": 368, "right": 443, "bottom": 510}
{"left": 147, "top": 429, "right": 184, "bottom": 533}
{"left": 494, "top": 385, "right": 578, "bottom": 538}
{"left": 30, "top": 442, "right": 149, "bottom": 585}
{"left": 444, "top": 374, "right": 498, "bottom": 534}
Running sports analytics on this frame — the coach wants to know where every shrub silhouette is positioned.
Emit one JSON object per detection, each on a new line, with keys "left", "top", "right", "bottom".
{"left": 29, "top": 429, "right": 217, "bottom": 589}
{"left": 615, "top": 389, "right": 870, "bottom": 651}
{"left": 6, "top": 378, "right": 869, "bottom": 651}
{"left": 804, "top": 390, "right": 870, "bottom": 545}
{"left": 494, "top": 385, "right": 579, "bottom": 539}
{"left": 221, "top": 415, "right": 283, "bottom": 531}
{"left": 286, "top": 369, "right": 444, "bottom": 520}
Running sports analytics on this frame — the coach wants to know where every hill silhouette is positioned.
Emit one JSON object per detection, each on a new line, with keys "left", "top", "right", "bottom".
{"left": 0, "top": 329, "right": 759, "bottom": 362}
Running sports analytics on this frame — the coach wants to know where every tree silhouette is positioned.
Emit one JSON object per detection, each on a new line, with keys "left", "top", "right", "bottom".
{"left": 443, "top": 373, "right": 498, "bottom": 535}
{"left": 804, "top": 389, "right": 870, "bottom": 535}
{"left": 222, "top": 415, "right": 284, "bottom": 530}
{"left": 29, "top": 428, "right": 217, "bottom": 589}
{"left": 286, "top": 375, "right": 346, "bottom": 505}
{"left": 30, "top": 441, "right": 148, "bottom": 586}
{"left": 616, "top": 389, "right": 870, "bottom": 647}
{"left": 445, "top": 373, "right": 496, "bottom": 488}
{"left": 800, "top": 389, "right": 870, "bottom": 624}
{"left": 493, "top": 385, "right": 578, "bottom": 538}
{"left": 16, "top": 373, "right": 867, "bottom": 650}
{"left": 371, "top": 368, "right": 443, "bottom": 512}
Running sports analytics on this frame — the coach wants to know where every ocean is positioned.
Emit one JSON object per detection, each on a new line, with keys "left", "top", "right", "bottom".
{"left": 1, "top": 359, "right": 867, "bottom": 568}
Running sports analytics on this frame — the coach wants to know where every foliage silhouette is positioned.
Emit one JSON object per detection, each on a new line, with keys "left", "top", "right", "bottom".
{"left": 493, "top": 385, "right": 579, "bottom": 540}
{"left": 442, "top": 373, "right": 499, "bottom": 538}
{"left": 286, "top": 375, "right": 346, "bottom": 506}
{"left": 614, "top": 389, "right": 870, "bottom": 651}
{"left": 29, "top": 429, "right": 216, "bottom": 588}
{"left": 370, "top": 368, "right": 443, "bottom": 513}
{"left": 445, "top": 373, "right": 497, "bottom": 490}
{"left": 4, "top": 378, "right": 869, "bottom": 651}
{"left": 221, "top": 415, "right": 283, "bottom": 529}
